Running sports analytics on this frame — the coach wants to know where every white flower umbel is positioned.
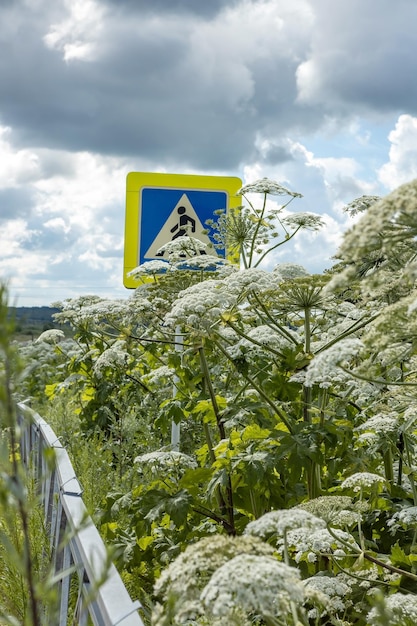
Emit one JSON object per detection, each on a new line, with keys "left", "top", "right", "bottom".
{"left": 356, "top": 413, "right": 399, "bottom": 436}
{"left": 342, "top": 195, "right": 381, "bottom": 216}
{"left": 273, "top": 262, "right": 310, "bottom": 279}
{"left": 238, "top": 177, "right": 303, "bottom": 198}
{"left": 35, "top": 329, "right": 65, "bottom": 344}
{"left": 156, "top": 235, "right": 212, "bottom": 261}
{"left": 174, "top": 254, "right": 236, "bottom": 276}
{"left": 244, "top": 508, "right": 326, "bottom": 541}
{"left": 280, "top": 527, "right": 360, "bottom": 564}
{"left": 388, "top": 506, "right": 417, "bottom": 530}
{"left": 367, "top": 592, "right": 417, "bottom": 626}
{"left": 200, "top": 554, "right": 305, "bottom": 622}
{"left": 143, "top": 365, "right": 175, "bottom": 386}
{"left": 227, "top": 324, "right": 296, "bottom": 360}
{"left": 337, "top": 179, "right": 417, "bottom": 265}
{"left": 341, "top": 472, "right": 385, "bottom": 493}
{"left": 78, "top": 299, "right": 130, "bottom": 322}
{"left": 134, "top": 450, "right": 197, "bottom": 475}
{"left": 128, "top": 259, "right": 172, "bottom": 279}
{"left": 304, "top": 574, "right": 351, "bottom": 617}
{"left": 165, "top": 279, "right": 231, "bottom": 330}
{"left": 92, "top": 340, "right": 129, "bottom": 377}
{"left": 296, "top": 496, "right": 357, "bottom": 526}
{"left": 282, "top": 212, "right": 324, "bottom": 231}
{"left": 224, "top": 267, "right": 281, "bottom": 296}
{"left": 295, "top": 338, "right": 363, "bottom": 388}
{"left": 154, "top": 535, "right": 275, "bottom": 603}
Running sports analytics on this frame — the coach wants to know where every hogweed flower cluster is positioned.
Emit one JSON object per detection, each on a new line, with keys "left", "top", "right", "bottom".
{"left": 35, "top": 328, "right": 65, "bottom": 344}
{"left": 244, "top": 508, "right": 326, "bottom": 541}
{"left": 93, "top": 340, "right": 129, "bottom": 377}
{"left": 342, "top": 195, "right": 381, "bottom": 216}
{"left": 296, "top": 496, "right": 360, "bottom": 528}
{"left": 291, "top": 338, "right": 363, "bottom": 388}
{"left": 278, "top": 527, "right": 360, "bottom": 564}
{"left": 134, "top": 450, "right": 198, "bottom": 475}
{"left": 367, "top": 592, "right": 417, "bottom": 626}
{"left": 152, "top": 535, "right": 278, "bottom": 625}
{"left": 303, "top": 574, "right": 352, "bottom": 618}
{"left": 237, "top": 177, "right": 303, "bottom": 197}
{"left": 341, "top": 472, "right": 385, "bottom": 494}
{"left": 388, "top": 506, "right": 417, "bottom": 531}
{"left": 200, "top": 554, "right": 305, "bottom": 622}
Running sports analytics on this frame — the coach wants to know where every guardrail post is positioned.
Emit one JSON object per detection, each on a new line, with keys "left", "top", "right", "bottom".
{"left": 17, "top": 403, "right": 145, "bottom": 626}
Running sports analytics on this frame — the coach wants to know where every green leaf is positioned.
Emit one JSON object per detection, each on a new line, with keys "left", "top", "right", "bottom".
{"left": 241, "top": 423, "right": 271, "bottom": 441}
{"left": 390, "top": 543, "right": 411, "bottom": 567}
{"left": 139, "top": 488, "right": 193, "bottom": 527}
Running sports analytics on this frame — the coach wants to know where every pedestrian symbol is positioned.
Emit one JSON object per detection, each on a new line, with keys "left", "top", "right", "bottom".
{"left": 144, "top": 193, "right": 215, "bottom": 259}
{"left": 171, "top": 206, "right": 195, "bottom": 239}
{"left": 123, "top": 172, "right": 242, "bottom": 289}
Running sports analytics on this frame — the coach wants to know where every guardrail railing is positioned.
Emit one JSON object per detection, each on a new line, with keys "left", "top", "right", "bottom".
{"left": 18, "top": 402, "right": 145, "bottom": 626}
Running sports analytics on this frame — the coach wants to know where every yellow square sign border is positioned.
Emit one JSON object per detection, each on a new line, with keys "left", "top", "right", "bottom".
{"left": 123, "top": 172, "right": 242, "bottom": 289}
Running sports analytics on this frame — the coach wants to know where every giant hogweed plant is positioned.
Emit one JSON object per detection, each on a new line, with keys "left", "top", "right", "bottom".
{"left": 20, "top": 178, "right": 417, "bottom": 624}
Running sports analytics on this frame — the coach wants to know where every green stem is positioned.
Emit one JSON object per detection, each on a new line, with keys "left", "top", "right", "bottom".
{"left": 339, "top": 365, "right": 417, "bottom": 387}
{"left": 404, "top": 435, "right": 417, "bottom": 505}
{"left": 198, "top": 344, "right": 235, "bottom": 534}
{"left": 247, "top": 193, "right": 267, "bottom": 267}
{"left": 222, "top": 319, "right": 285, "bottom": 359}
{"left": 214, "top": 338, "right": 294, "bottom": 434}
{"left": 316, "top": 313, "right": 380, "bottom": 354}
{"left": 382, "top": 448, "right": 394, "bottom": 486}
{"left": 250, "top": 293, "right": 300, "bottom": 346}
{"left": 302, "top": 306, "right": 312, "bottom": 425}
{"left": 326, "top": 525, "right": 417, "bottom": 582}
{"left": 253, "top": 225, "right": 302, "bottom": 268}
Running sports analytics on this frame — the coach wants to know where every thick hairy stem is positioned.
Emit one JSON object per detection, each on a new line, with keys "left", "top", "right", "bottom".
{"left": 316, "top": 313, "right": 380, "bottom": 354}
{"left": 303, "top": 307, "right": 321, "bottom": 499}
{"left": 213, "top": 338, "right": 294, "bottom": 434}
{"left": 382, "top": 447, "right": 394, "bottom": 486}
{"left": 327, "top": 525, "right": 417, "bottom": 582}
{"left": 404, "top": 435, "right": 417, "bottom": 506}
{"left": 250, "top": 293, "right": 300, "bottom": 345}
{"left": 198, "top": 345, "right": 235, "bottom": 534}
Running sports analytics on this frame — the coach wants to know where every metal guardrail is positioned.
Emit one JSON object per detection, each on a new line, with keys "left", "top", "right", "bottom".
{"left": 18, "top": 403, "right": 145, "bottom": 626}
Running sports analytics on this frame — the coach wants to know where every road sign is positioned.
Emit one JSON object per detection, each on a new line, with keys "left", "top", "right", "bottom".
{"left": 123, "top": 172, "right": 242, "bottom": 288}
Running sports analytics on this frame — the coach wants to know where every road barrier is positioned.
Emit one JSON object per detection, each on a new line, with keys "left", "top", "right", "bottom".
{"left": 18, "top": 402, "right": 145, "bottom": 626}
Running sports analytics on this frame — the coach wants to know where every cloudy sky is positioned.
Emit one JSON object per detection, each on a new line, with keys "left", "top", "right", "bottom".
{"left": 2, "top": 0, "right": 417, "bottom": 306}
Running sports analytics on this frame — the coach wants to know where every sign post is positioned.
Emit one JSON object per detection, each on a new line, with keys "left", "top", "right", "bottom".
{"left": 123, "top": 172, "right": 242, "bottom": 288}
{"left": 123, "top": 172, "right": 242, "bottom": 450}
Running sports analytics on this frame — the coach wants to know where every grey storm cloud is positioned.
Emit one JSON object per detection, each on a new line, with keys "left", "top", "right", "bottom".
{"left": 3, "top": 0, "right": 417, "bottom": 307}
{"left": 296, "top": 0, "right": 417, "bottom": 114}
{"left": 1, "top": 0, "right": 415, "bottom": 173}
{"left": 101, "top": 0, "right": 240, "bottom": 16}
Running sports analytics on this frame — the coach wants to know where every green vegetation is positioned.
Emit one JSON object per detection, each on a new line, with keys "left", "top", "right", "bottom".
{"left": 4, "top": 177, "right": 417, "bottom": 624}
{"left": 0, "top": 287, "right": 59, "bottom": 624}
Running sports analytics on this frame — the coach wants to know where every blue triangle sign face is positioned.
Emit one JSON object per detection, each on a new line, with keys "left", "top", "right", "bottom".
{"left": 144, "top": 193, "right": 217, "bottom": 258}
{"left": 139, "top": 187, "right": 227, "bottom": 265}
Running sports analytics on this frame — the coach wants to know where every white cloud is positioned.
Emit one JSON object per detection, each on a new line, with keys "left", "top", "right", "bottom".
{"left": 0, "top": 126, "right": 41, "bottom": 185}
{"left": 43, "top": 0, "right": 105, "bottom": 62}
{"left": 378, "top": 115, "right": 417, "bottom": 189}
{"left": 43, "top": 217, "right": 71, "bottom": 233}
{"left": 2, "top": 0, "right": 417, "bottom": 305}
{"left": 0, "top": 219, "right": 34, "bottom": 258}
